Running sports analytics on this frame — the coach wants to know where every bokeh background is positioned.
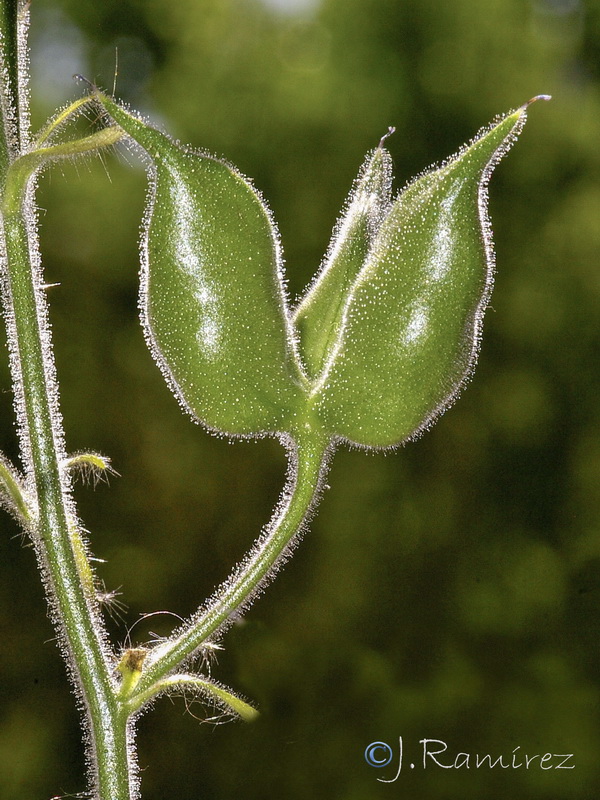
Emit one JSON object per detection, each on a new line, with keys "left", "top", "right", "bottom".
{"left": 0, "top": 0, "right": 599, "bottom": 797}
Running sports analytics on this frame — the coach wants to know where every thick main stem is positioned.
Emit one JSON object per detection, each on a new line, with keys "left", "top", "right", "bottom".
{"left": 0, "top": 4, "right": 131, "bottom": 798}
{"left": 0, "top": 201, "right": 132, "bottom": 799}
{"left": 133, "top": 429, "right": 331, "bottom": 699}
{"left": 0, "top": 0, "right": 21, "bottom": 175}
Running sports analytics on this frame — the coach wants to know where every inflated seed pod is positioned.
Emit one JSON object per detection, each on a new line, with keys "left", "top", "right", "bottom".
{"left": 96, "top": 94, "right": 303, "bottom": 437}
{"left": 299, "top": 105, "right": 533, "bottom": 448}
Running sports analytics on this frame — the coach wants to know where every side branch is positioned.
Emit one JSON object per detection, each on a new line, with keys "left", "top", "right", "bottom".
{"left": 129, "top": 428, "right": 332, "bottom": 703}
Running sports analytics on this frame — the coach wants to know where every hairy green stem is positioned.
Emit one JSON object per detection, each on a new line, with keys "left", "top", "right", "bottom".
{"left": 3, "top": 126, "right": 123, "bottom": 214}
{"left": 0, "top": 453, "right": 31, "bottom": 521}
{"left": 0, "top": 4, "right": 132, "bottom": 798}
{"left": 0, "top": 198, "right": 132, "bottom": 800}
{"left": 0, "top": 0, "right": 22, "bottom": 175}
{"left": 132, "top": 428, "right": 331, "bottom": 701}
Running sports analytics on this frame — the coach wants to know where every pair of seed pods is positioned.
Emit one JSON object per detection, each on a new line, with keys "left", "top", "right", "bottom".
{"left": 98, "top": 93, "right": 537, "bottom": 450}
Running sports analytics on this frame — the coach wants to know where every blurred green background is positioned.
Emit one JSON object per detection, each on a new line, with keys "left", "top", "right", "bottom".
{"left": 0, "top": 0, "right": 599, "bottom": 797}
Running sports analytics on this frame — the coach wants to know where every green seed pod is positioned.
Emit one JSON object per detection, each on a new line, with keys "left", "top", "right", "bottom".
{"left": 96, "top": 94, "right": 303, "bottom": 437}
{"left": 97, "top": 91, "right": 542, "bottom": 450}
{"left": 299, "top": 104, "right": 534, "bottom": 448}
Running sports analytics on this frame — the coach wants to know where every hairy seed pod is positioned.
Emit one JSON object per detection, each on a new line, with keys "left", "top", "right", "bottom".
{"left": 97, "top": 94, "right": 303, "bottom": 437}
{"left": 300, "top": 107, "right": 531, "bottom": 448}
{"left": 98, "top": 91, "right": 541, "bottom": 450}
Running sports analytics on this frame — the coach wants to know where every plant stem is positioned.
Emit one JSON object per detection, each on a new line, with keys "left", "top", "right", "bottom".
{"left": 0, "top": 0, "right": 23, "bottom": 175}
{"left": 0, "top": 188, "right": 133, "bottom": 800}
{"left": 0, "top": 7, "right": 336, "bottom": 797}
{"left": 2, "top": 126, "right": 124, "bottom": 215}
{"left": 0, "top": 4, "right": 132, "bottom": 798}
{"left": 132, "top": 428, "right": 332, "bottom": 701}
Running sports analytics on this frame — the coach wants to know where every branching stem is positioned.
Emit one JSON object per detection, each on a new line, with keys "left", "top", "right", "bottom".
{"left": 0, "top": 6, "right": 335, "bottom": 800}
{"left": 132, "top": 428, "right": 331, "bottom": 703}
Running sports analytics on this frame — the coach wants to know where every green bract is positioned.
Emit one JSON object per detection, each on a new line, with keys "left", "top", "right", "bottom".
{"left": 97, "top": 95, "right": 531, "bottom": 448}
{"left": 294, "top": 141, "right": 393, "bottom": 379}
